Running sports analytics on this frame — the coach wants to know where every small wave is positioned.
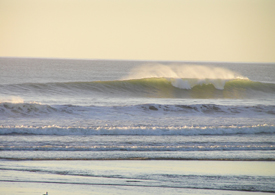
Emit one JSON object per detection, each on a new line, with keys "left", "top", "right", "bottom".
{"left": 0, "top": 124, "right": 274, "bottom": 136}
{"left": 140, "top": 104, "right": 275, "bottom": 114}
{"left": 0, "top": 102, "right": 57, "bottom": 117}
{"left": 1, "top": 102, "right": 275, "bottom": 117}
{"left": 1, "top": 144, "right": 274, "bottom": 152}
{"left": 0, "top": 151, "right": 275, "bottom": 162}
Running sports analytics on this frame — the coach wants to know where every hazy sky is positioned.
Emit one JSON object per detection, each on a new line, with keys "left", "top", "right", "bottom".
{"left": 1, "top": 0, "right": 275, "bottom": 62}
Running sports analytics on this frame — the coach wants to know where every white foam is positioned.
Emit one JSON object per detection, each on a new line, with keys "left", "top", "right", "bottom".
{"left": 0, "top": 124, "right": 274, "bottom": 136}
{"left": 0, "top": 96, "right": 24, "bottom": 104}
{"left": 0, "top": 102, "right": 56, "bottom": 117}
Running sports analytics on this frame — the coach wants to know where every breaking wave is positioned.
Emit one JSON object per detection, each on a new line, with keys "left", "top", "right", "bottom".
{"left": 0, "top": 102, "right": 275, "bottom": 117}
{"left": 0, "top": 124, "right": 274, "bottom": 136}
{"left": 1, "top": 78, "right": 275, "bottom": 99}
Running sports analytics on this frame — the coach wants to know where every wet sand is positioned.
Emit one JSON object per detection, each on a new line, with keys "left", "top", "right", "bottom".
{"left": 0, "top": 160, "right": 274, "bottom": 194}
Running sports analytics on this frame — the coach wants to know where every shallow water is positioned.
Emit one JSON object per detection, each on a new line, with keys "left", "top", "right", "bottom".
{"left": 1, "top": 160, "right": 275, "bottom": 194}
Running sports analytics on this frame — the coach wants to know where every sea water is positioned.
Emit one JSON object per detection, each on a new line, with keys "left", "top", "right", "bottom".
{"left": 0, "top": 58, "right": 275, "bottom": 194}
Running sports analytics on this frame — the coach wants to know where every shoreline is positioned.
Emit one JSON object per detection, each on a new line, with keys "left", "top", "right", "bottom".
{"left": 2, "top": 181, "right": 274, "bottom": 195}
{"left": 1, "top": 160, "right": 274, "bottom": 194}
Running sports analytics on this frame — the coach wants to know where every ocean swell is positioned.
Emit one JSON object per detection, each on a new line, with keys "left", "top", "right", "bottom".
{"left": 1, "top": 78, "right": 275, "bottom": 99}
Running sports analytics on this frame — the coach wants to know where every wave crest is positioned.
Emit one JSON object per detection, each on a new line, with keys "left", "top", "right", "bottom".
{"left": 123, "top": 64, "right": 246, "bottom": 80}
{"left": 0, "top": 102, "right": 56, "bottom": 116}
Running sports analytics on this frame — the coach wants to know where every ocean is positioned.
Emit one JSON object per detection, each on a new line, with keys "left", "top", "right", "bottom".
{"left": 0, "top": 58, "right": 275, "bottom": 194}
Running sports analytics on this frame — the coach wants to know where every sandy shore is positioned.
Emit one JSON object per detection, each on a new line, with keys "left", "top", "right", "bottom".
{"left": 0, "top": 160, "right": 274, "bottom": 195}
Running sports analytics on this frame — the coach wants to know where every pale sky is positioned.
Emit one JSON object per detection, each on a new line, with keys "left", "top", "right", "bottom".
{"left": 1, "top": 0, "right": 275, "bottom": 62}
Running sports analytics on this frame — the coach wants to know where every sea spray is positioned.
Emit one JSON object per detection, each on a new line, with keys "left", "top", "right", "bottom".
{"left": 123, "top": 64, "right": 247, "bottom": 90}
{"left": 123, "top": 64, "right": 246, "bottom": 80}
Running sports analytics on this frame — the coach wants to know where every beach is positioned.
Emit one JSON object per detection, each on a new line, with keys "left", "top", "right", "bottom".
{"left": 0, "top": 58, "right": 275, "bottom": 194}
{"left": 1, "top": 160, "right": 275, "bottom": 195}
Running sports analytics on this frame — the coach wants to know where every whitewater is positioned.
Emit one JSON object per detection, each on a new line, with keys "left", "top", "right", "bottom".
{"left": 0, "top": 58, "right": 275, "bottom": 194}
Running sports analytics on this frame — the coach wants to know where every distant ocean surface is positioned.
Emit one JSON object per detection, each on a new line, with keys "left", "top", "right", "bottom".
{"left": 0, "top": 58, "right": 275, "bottom": 194}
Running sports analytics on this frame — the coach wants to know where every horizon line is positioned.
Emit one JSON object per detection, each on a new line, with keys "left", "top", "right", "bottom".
{"left": 1, "top": 56, "right": 275, "bottom": 65}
